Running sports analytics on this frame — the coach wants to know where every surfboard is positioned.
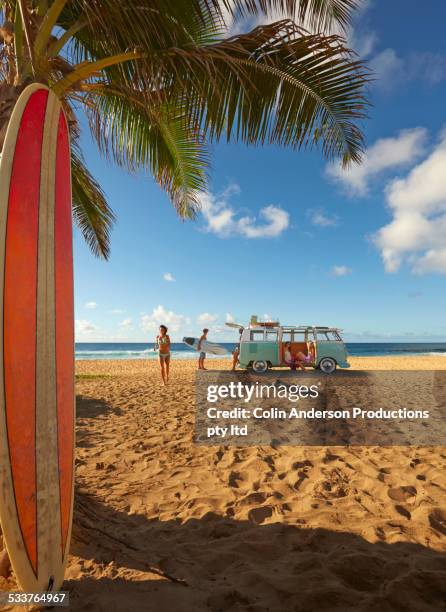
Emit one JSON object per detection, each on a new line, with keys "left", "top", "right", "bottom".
{"left": 225, "top": 322, "right": 244, "bottom": 330}
{"left": 0, "top": 84, "right": 74, "bottom": 592}
{"left": 183, "top": 337, "right": 228, "bottom": 355}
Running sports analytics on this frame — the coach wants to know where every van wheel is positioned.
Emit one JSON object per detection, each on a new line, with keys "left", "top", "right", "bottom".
{"left": 319, "top": 358, "right": 336, "bottom": 374}
{"left": 252, "top": 360, "right": 268, "bottom": 373}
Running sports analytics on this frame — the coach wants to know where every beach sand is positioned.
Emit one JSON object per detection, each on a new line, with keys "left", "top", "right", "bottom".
{"left": 1, "top": 356, "right": 446, "bottom": 610}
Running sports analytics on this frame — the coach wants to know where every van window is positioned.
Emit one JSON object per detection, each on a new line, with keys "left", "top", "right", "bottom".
{"left": 250, "top": 330, "right": 265, "bottom": 341}
{"left": 327, "top": 330, "right": 341, "bottom": 341}
{"left": 293, "top": 331, "right": 306, "bottom": 342}
{"left": 282, "top": 331, "right": 293, "bottom": 343}
{"left": 266, "top": 331, "right": 278, "bottom": 342}
{"left": 316, "top": 331, "right": 330, "bottom": 341}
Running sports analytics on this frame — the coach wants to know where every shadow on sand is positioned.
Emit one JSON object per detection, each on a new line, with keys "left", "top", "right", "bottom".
{"left": 65, "top": 490, "right": 446, "bottom": 612}
{"left": 75, "top": 396, "right": 123, "bottom": 450}
{"left": 66, "top": 390, "right": 446, "bottom": 611}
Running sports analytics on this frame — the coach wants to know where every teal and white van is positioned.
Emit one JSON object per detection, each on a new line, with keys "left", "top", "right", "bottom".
{"left": 228, "top": 316, "right": 350, "bottom": 374}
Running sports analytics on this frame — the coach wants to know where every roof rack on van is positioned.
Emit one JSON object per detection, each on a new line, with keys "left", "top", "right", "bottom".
{"left": 256, "top": 321, "right": 279, "bottom": 327}
{"left": 285, "top": 325, "right": 344, "bottom": 332}
{"left": 250, "top": 315, "right": 280, "bottom": 328}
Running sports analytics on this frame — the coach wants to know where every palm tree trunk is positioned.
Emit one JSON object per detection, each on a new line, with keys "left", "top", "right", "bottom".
{"left": 0, "top": 82, "right": 30, "bottom": 151}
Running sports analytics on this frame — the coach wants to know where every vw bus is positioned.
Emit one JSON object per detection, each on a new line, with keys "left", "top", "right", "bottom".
{"left": 228, "top": 316, "right": 350, "bottom": 374}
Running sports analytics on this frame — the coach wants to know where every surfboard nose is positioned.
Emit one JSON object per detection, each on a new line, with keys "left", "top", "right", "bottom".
{"left": 183, "top": 337, "right": 194, "bottom": 346}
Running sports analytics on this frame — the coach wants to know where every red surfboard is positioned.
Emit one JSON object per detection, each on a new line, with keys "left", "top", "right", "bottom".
{"left": 0, "top": 84, "right": 74, "bottom": 592}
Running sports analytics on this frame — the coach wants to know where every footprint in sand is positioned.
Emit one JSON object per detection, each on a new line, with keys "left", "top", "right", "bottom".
{"left": 377, "top": 467, "right": 392, "bottom": 483}
{"left": 428, "top": 508, "right": 446, "bottom": 535}
{"left": 241, "top": 492, "right": 269, "bottom": 506}
{"left": 395, "top": 505, "right": 411, "bottom": 520}
{"left": 228, "top": 471, "right": 241, "bottom": 488}
{"left": 293, "top": 471, "right": 309, "bottom": 491}
{"left": 214, "top": 449, "right": 224, "bottom": 464}
{"left": 323, "top": 452, "right": 341, "bottom": 463}
{"left": 228, "top": 470, "right": 250, "bottom": 488}
{"left": 387, "top": 486, "right": 417, "bottom": 504}
{"left": 293, "top": 460, "right": 313, "bottom": 491}
{"left": 314, "top": 468, "right": 350, "bottom": 500}
{"left": 292, "top": 460, "right": 313, "bottom": 469}
{"left": 248, "top": 506, "right": 273, "bottom": 524}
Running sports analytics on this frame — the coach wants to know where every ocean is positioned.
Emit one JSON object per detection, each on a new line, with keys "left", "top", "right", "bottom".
{"left": 75, "top": 342, "right": 446, "bottom": 360}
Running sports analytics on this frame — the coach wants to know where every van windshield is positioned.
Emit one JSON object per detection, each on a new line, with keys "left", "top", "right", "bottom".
{"left": 317, "top": 330, "right": 342, "bottom": 341}
{"left": 266, "top": 331, "right": 278, "bottom": 342}
{"left": 250, "top": 330, "right": 264, "bottom": 341}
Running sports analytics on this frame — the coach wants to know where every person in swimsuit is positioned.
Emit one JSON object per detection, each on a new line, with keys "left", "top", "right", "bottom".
{"left": 155, "top": 324, "right": 171, "bottom": 385}
{"left": 295, "top": 342, "right": 315, "bottom": 371}
{"left": 283, "top": 342, "right": 297, "bottom": 370}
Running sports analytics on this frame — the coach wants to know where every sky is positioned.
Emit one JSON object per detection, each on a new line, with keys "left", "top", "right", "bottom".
{"left": 74, "top": 0, "right": 446, "bottom": 343}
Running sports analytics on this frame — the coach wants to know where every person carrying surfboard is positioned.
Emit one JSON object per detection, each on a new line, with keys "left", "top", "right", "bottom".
{"left": 155, "top": 325, "right": 171, "bottom": 385}
{"left": 197, "top": 328, "right": 209, "bottom": 370}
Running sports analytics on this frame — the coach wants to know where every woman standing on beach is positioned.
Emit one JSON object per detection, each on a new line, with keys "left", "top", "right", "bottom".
{"left": 155, "top": 325, "right": 171, "bottom": 385}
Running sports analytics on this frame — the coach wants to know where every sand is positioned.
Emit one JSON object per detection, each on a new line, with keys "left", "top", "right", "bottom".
{"left": 1, "top": 356, "right": 446, "bottom": 610}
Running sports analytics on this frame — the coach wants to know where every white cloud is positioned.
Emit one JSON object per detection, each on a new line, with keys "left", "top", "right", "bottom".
{"left": 308, "top": 208, "right": 338, "bottom": 227}
{"left": 198, "top": 312, "right": 219, "bottom": 324}
{"left": 350, "top": 29, "right": 377, "bottom": 58}
{"left": 75, "top": 319, "right": 97, "bottom": 336}
{"left": 370, "top": 48, "right": 446, "bottom": 91}
{"left": 109, "top": 308, "right": 124, "bottom": 315}
{"left": 199, "top": 184, "right": 289, "bottom": 238}
{"left": 369, "top": 48, "right": 405, "bottom": 90}
{"left": 84, "top": 301, "right": 98, "bottom": 310}
{"left": 163, "top": 272, "right": 176, "bottom": 282}
{"left": 225, "top": 313, "right": 234, "bottom": 323}
{"left": 373, "top": 131, "right": 446, "bottom": 274}
{"left": 119, "top": 318, "right": 133, "bottom": 329}
{"left": 326, "top": 128, "right": 428, "bottom": 196}
{"left": 141, "top": 305, "right": 191, "bottom": 333}
{"left": 331, "top": 265, "right": 352, "bottom": 277}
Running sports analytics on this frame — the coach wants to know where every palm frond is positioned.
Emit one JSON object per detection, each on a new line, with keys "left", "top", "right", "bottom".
{"left": 2, "top": 0, "right": 369, "bottom": 257}
{"left": 59, "top": 0, "right": 359, "bottom": 70}
{"left": 84, "top": 87, "right": 209, "bottom": 218}
{"left": 183, "top": 22, "right": 368, "bottom": 164}
{"left": 71, "top": 144, "right": 115, "bottom": 259}
{"left": 217, "top": 0, "right": 362, "bottom": 32}
{"left": 83, "top": 21, "right": 368, "bottom": 165}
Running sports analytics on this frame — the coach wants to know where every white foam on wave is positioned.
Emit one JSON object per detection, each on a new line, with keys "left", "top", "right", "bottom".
{"left": 75, "top": 349, "right": 226, "bottom": 361}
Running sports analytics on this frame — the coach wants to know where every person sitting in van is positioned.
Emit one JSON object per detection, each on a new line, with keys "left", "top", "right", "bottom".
{"left": 283, "top": 342, "right": 297, "bottom": 370}
{"left": 295, "top": 342, "right": 315, "bottom": 370}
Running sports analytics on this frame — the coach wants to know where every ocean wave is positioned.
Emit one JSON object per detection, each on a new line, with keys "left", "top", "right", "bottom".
{"left": 76, "top": 348, "right": 152, "bottom": 356}
{"left": 75, "top": 349, "right": 225, "bottom": 360}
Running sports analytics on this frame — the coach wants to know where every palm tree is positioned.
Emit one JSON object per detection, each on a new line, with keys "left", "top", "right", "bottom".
{"left": 0, "top": 0, "right": 368, "bottom": 259}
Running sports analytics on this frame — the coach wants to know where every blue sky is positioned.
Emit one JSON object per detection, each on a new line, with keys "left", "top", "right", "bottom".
{"left": 74, "top": 0, "right": 446, "bottom": 343}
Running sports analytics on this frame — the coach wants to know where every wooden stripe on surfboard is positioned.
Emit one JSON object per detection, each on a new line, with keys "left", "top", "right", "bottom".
{"left": 0, "top": 84, "right": 74, "bottom": 592}
{"left": 55, "top": 110, "right": 75, "bottom": 561}
{"left": 35, "top": 88, "right": 63, "bottom": 587}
